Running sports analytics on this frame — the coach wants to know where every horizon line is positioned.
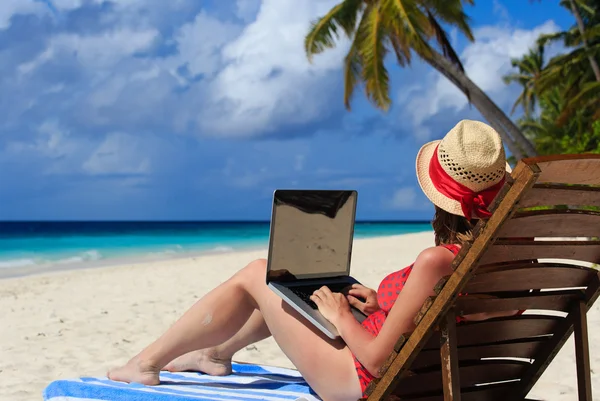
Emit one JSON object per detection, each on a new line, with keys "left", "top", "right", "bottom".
{"left": 0, "top": 219, "right": 432, "bottom": 224}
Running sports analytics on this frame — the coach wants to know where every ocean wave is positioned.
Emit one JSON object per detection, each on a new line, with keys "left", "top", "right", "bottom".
{"left": 0, "top": 250, "right": 103, "bottom": 269}
{"left": 212, "top": 246, "right": 234, "bottom": 253}
{"left": 0, "top": 258, "right": 38, "bottom": 268}
{"left": 143, "top": 244, "right": 236, "bottom": 258}
{"left": 54, "top": 250, "right": 103, "bottom": 265}
{"left": 145, "top": 245, "right": 186, "bottom": 258}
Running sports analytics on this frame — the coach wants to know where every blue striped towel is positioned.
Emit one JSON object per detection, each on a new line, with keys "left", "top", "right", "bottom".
{"left": 43, "top": 362, "right": 321, "bottom": 401}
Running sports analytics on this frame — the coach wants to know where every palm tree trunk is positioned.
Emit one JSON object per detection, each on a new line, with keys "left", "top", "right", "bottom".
{"left": 425, "top": 49, "right": 538, "bottom": 160}
{"left": 569, "top": 0, "right": 600, "bottom": 81}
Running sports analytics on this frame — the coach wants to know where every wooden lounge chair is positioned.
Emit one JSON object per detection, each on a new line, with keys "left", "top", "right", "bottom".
{"left": 362, "top": 154, "right": 600, "bottom": 401}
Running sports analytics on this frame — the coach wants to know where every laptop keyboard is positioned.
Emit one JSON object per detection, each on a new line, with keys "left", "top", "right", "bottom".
{"left": 289, "top": 282, "right": 351, "bottom": 310}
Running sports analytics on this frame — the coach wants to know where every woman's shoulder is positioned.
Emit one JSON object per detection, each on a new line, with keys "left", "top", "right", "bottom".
{"left": 415, "top": 244, "right": 460, "bottom": 265}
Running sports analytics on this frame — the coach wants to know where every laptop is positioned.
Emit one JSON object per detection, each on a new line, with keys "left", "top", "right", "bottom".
{"left": 266, "top": 189, "right": 367, "bottom": 339}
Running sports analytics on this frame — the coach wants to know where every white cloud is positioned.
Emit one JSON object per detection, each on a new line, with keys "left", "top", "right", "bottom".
{"left": 0, "top": 0, "right": 47, "bottom": 30}
{"left": 18, "top": 28, "right": 159, "bottom": 76}
{"left": 6, "top": 120, "right": 76, "bottom": 157}
{"left": 3, "top": 120, "right": 85, "bottom": 175}
{"left": 167, "top": 12, "right": 241, "bottom": 79}
{"left": 50, "top": 0, "right": 85, "bottom": 11}
{"left": 83, "top": 133, "right": 151, "bottom": 175}
{"left": 400, "top": 20, "right": 561, "bottom": 133}
{"left": 384, "top": 187, "right": 429, "bottom": 211}
{"left": 197, "top": 0, "right": 349, "bottom": 137}
{"left": 12, "top": 1, "right": 348, "bottom": 139}
{"left": 50, "top": 0, "right": 148, "bottom": 12}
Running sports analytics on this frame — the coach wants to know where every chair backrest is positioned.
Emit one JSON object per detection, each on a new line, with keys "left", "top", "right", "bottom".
{"left": 363, "top": 154, "right": 600, "bottom": 401}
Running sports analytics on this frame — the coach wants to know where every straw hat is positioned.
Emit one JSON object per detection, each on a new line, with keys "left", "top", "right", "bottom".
{"left": 415, "top": 120, "right": 511, "bottom": 219}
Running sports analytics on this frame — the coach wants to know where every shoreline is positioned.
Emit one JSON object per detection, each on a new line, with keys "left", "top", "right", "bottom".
{"left": 0, "top": 242, "right": 270, "bottom": 281}
{"left": 0, "top": 231, "right": 433, "bottom": 281}
{"left": 0, "top": 222, "right": 435, "bottom": 280}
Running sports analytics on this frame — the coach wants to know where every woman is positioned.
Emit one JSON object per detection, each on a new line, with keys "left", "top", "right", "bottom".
{"left": 108, "top": 120, "right": 520, "bottom": 401}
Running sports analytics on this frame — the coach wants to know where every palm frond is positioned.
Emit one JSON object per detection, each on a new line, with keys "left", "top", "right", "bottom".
{"left": 569, "top": 0, "right": 596, "bottom": 16}
{"left": 537, "top": 31, "right": 571, "bottom": 47}
{"left": 343, "top": 43, "right": 363, "bottom": 110}
{"left": 426, "top": 9, "right": 465, "bottom": 72}
{"left": 420, "top": 0, "right": 474, "bottom": 41}
{"left": 343, "top": 7, "right": 371, "bottom": 110}
{"left": 358, "top": 3, "right": 391, "bottom": 110}
{"left": 565, "top": 81, "right": 600, "bottom": 109}
{"left": 389, "top": 31, "right": 411, "bottom": 67}
{"left": 382, "top": 0, "right": 431, "bottom": 60}
{"left": 502, "top": 72, "right": 531, "bottom": 85}
{"left": 304, "top": 0, "right": 362, "bottom": 62}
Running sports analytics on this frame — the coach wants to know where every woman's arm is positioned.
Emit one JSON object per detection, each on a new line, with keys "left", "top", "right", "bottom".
{"left": 337, "top": 247, "right": 456, "bottom": 377}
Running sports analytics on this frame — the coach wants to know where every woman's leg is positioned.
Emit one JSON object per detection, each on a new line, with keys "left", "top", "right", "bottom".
{"left": 109, "top": 259, "right": 362, "bottom": 401}
{"left": 164, "top": 309, "right": 270, "bottom": 375}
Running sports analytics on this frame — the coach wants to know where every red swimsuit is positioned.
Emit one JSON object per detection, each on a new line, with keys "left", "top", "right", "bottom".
{"left": 352, "top": 244, "right": 524, "bottom": 394}
{"left": 352, "top": 244, "right": 461, "bottom": 394}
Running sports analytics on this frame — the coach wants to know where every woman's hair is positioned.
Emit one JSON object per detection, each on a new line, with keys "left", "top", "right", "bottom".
{"left": 431, "top": 206, "right": 478, "bottom": 246}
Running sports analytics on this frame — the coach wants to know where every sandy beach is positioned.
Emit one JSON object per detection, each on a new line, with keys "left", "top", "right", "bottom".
{"left": 1, "top": 231, "right": 598, "bottom": 400}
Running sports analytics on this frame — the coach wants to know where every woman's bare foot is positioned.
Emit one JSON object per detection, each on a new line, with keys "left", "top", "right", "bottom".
{"left": 164, "top": 350, "right": 232, "bottom": 376}
{"left": 107, "top": 356, "right": 161, "bottom": 385}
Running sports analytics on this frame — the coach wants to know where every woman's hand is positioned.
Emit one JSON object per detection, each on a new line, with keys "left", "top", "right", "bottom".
{"left": 310, "top": 286, "right": 351, "bottom": 327}
{"left": 346, "top": 284, "right": 380, "bottom": 315}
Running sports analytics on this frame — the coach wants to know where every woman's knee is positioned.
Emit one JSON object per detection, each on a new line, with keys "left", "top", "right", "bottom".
{"left": 233, "top": 258, "right": 267, "bottom": 285}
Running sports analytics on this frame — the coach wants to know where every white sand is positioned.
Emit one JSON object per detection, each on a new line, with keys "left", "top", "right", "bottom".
{"left": 0, "top": 232, "right": 598, "bottom": 400}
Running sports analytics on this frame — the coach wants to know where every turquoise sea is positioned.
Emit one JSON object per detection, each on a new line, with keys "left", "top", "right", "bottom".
{"left": 0, "top": 221, "right": 432, "bottom": 276}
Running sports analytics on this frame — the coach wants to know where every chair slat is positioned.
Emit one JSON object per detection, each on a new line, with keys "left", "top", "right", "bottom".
{"left": 479, "top": 241, "right": 600, "bottom": 265}
{"left": 497, "top": 210, "right": 600, "bottom": 238}
{"left": 410, "top": 338, "right": 547, "bottom": 370}
{"left": 395, "top": 361, "right": 529, "bottom": 397}
{"left": 531, "top": 156, "right": 600, "bottom": 186}
{"left": 463, "top": 264, "right": 596, "bottom": 293}
{"left": 423, "top": 315, "right": 562, "bottom": 350}
{"left": 454, "top": 290, "right": 583, "bottom": 315}
{"left": 518, "top": 184, "right": 600, "bottom": 209}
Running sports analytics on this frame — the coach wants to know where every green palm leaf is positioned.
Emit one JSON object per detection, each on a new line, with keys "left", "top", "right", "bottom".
{"left": 421, "top": 0, "right": 474, "bottom": 41}
{"left": 304, "top": 0, "right": 362, "bottom": 62}
{"left": 343, "top": 6, "right": 371, "bottom": 110}
{"left": 382, "top": 0, "right": 431, "bottom": 60}
{"left": 358, "top": 3, "right": 391, "bottom": 110}
{"left": 558, "top": 81, "right": 600, "bottom": 125}
{"left": 502, "top": 45, "right": 545, "bottom": 116}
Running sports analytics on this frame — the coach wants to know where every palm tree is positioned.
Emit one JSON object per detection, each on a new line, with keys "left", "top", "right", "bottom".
{"left": 534, "top": 0, "right": 600, "bottom": 126}
{"left": 567, "top": 0, "right": 600, "bottom": 81}
{"left": 304, "top": 0, "right": 538, "bottom": 160}
{"left": 518, "top": 84, "right": 599, "bottom": 154}
{"left": 502, "top": 44, "right": 545, "bottom": 117}
{"left": 536, "top": 0, "right": 600, "bottom": 79}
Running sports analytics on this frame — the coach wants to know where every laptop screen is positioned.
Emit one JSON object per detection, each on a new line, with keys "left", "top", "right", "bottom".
{"left": 266, "top": 190, "right": 357, "bottom": 281}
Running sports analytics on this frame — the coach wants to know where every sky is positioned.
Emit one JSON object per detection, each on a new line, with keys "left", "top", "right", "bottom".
{"left": 0, "top": 0, "right": 572, "bottom": 221}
